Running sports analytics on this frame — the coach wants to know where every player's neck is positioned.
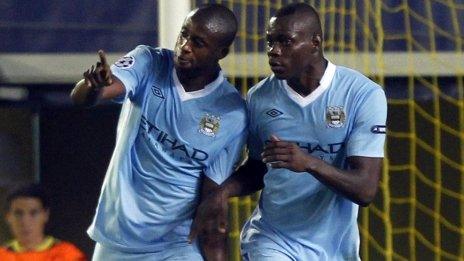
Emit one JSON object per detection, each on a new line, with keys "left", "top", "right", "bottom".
{"left": 177, "top": 66, "right": 220, "bottom": 92}
{"left": 288, "top": 59, "right": 328, "bottom": 97}
{"left": 17, "top": 234, "right": 45, "bottom": 251}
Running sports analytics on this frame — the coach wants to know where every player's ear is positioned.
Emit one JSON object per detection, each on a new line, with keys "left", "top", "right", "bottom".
{"left": 311, "top": 33, "right": 322, "bottom": 53}
{"left": 5, "top": 211, "right": 12, "bottom": 225}
{"left": 218, "top": 47, "right": 229, "bottom": 60}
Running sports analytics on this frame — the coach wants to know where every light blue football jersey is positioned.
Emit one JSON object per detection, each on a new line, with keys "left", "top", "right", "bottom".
{"left": 241, "top": 61, "right": 387, "bottom": 260}
{"left": 87, "top": 45, "right": 247, "bottom": 253}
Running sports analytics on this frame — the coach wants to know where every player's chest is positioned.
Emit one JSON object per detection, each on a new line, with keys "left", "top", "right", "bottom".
{"left": 138, "top": 84, "right": 229, "bottom": 153}
{"left": 255, "top": 100, "right": 352, "bottom": 144}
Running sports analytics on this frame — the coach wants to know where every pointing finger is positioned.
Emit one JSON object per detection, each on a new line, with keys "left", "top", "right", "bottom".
{"left": 98, "top": 50, "right": 108, "bottom": 66}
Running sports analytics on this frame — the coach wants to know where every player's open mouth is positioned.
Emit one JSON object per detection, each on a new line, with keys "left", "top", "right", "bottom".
{"left": 176, "top": 55, "right": 191, "bottom": 66}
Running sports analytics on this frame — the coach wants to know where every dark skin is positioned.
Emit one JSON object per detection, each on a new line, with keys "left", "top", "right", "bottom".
{"left": 263, "top": 135, "right": 382, "bottom": 207}
{"left": 188, "top": 158, "right": 266, "bottom": 244}
{"left": 266, "top": 14, "right": 326, "bottom": 94}
{"left": 189, "top": 10, "right": 383, "bottom": 247}
{"left": 69, "top": 50, "right": 125, "bottom": 106}
{"left": 174, "top": 14, "right": 229, "bottom": 92}
{"left": 70, "top": 8, "right": 232, "bottom": 261}
{"left": 191, "top": 177, "right": 229, "bottom": 260}
{"left": 70, "top": 11, "right": 229, "bottom": 106}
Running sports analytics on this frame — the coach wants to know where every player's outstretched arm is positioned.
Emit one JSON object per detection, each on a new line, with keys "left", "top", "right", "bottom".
{"left": 262, "top": 135, "right": 382, "bottom": 207}
{"left": 70, "top": 50, "right": 125, "bottom": 106}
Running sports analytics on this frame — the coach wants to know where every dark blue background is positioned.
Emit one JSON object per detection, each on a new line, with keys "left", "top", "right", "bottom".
{"left": 1, "top": 0, "right": 462, "bottom": 52}
{"left": 0, "top": 0, "right": 157, "bottom": 52}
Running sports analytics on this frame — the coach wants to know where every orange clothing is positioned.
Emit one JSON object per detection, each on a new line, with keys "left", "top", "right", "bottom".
{"left": 0, "top": 236, "right": 86, "bottom": 261}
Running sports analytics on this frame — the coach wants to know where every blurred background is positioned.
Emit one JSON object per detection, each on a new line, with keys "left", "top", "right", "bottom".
{"left": 1, "top": 0, "right": 463, "bottom": 260}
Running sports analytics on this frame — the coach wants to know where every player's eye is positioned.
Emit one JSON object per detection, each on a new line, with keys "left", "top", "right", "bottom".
{"left": 30, "top": 209, "right": 42, "bottom": 217}
{"left": 265, "top": 35, "right": 273, "bottom": 47}
{"left": 192, "top": 38, "right": 206, "bottom": 48}
{"left": 13, "top": 210, "right": 25, "bottom": 218}
{"left": 282, "top": 39, "right": 292, "bottom": 46}
{"left": 180, "top": 30, "right": 188, "bottom": 39}
{"left": 277, "top": 36, "right": 292, "bottom": 47}
{"left": 266, "top": 40, "right": 273, "bottom": 47}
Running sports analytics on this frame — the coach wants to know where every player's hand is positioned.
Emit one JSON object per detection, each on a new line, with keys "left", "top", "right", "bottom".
{"left": 262, "top": 134, "right": 315, "bottom": 172}
{"left": 83, "top": 50, "right": 113, "bottom": 90}
{"left": 189, "top": 189, "right": 229, "bottom": 243}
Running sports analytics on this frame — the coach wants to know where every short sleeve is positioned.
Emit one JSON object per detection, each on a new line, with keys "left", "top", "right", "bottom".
{"left": 346, "top": 87, "right": 387, "bottom": 157}
{"left": 204, "top": 130, "right": 248, "bottom": 185}
{"left": 111, "top": 45, "right": 153, "bottom": 103}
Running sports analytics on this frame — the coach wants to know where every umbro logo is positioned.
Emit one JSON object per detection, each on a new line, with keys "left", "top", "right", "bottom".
{"left": 266, "top": 109, "right": 283, "bottom": 117}
{"left": 151, "top": 85, "right": 164, "bottom": 99}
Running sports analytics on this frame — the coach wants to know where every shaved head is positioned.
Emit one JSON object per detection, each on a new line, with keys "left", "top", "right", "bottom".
{"left": 274, "top": 3, "right": 322, "bottom": 37}
{"left": 265, "top": 3, "right": 326, "bottom": 81}
{"left": 187, "top": 4, "right": 238, "bottom": 47}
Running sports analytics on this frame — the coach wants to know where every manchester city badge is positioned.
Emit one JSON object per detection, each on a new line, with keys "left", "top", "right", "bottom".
{"left": 199, "top": 113, "right": 220, "bottom": 137}
{"left": 326, "top": 106, "right": 346, "bottom": 128}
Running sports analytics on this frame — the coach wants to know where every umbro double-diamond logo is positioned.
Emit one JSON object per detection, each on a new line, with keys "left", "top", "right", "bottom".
{"left": 266, "top": 108, "right": 283, "bottom": 117}
{"left": 151, "top": 85, "right": 165, "bottom": 99}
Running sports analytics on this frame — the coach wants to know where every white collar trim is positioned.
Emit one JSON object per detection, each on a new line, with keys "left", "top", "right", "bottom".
{"left": 172, "top": 68, "right": 224, "bottom": 101}
{"left": 282, "top": 61, "right": 336, "bottom": 107}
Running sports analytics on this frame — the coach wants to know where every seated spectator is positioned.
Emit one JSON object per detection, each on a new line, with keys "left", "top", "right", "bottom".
{"left": 0, "top": 183, "right": 86, "bottom": 261}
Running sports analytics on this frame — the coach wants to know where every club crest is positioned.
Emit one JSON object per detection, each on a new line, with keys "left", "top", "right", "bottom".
{"left": 199, "top": 113, "right": 220, "bottom": 137}
{"left": 326, "top": 106, "right": 346, "bottom": 128}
